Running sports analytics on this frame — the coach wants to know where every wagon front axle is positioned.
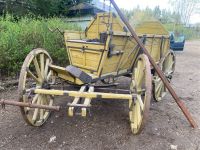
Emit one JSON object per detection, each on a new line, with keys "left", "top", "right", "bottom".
{"left": 0, "top": 88, "right": 137, "bottom": 117}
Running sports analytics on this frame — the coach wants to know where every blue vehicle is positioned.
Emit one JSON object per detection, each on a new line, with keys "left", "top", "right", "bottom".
{"left": 170, "top": 32, "right": 185, "bottom": 51}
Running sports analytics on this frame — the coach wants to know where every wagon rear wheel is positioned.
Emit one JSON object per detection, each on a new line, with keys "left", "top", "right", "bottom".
{"left": 153, "top": 51, "right": 176, "bottom": 102}
{"left": 129, "top": 54, "right": 152, "bottom": 134}
{"left": 18, "top": 48, "right": 55, "bottom": 126}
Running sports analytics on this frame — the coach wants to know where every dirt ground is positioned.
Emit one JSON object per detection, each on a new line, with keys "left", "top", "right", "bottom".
{"left": 0, "top": 40, "right": 200, "bottom": 150}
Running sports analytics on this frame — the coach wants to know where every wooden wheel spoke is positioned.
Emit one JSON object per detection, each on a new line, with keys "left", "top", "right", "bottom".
{"left": 23, "top": 94, "right": 31, "bottom": 112}
{"left": 32, "top": 94, "right": 39, "bottom": 104}
{"left": 47, "top": 70, "right": 52, "bottom": 81}
{"left": 44, "top": 58, "right": 50, "bottom": 79}
{"left": 160, "top": 85, "right": 165, "bottom": 96}
{"left": 23, "top": 95, "right": 28, "bottom": 103}
{"left": 40, "top": 95, "right": 44, "bottom": 120}
{"left": 40, "top": 54, "right": 45, "bottom": 79}
{"left": 156, "top": 80, "right": 163, "bottom": 92}
{"left": 43, "top": 95, "right": 48, "bottom": 105}
{"left": 166, "top": 62, "right": 174, "bottom": 72}
{"left": 130, "top": 80, "right": 136, "bottom": 91}
{"left": 27, "top": 69, "right": 40, "bottom": 83}
{"left": 134, "top": 68, "right": 138, "bottom": 80}
{"left": 136, "top": 102, "right": 142, "bottom": 126}
{"left": 156, "top": 84, "right": 163, "bottom": 97}
{"left": 164, "top": 61, "right": 171, "bottom": 72}
{"left": 49, "top": 97, "right": 53, "bottom": 106}
{"left": 135, "top": 61, "right": 145, "bottom": 89}
{"left": 134, "top": 68, "right": 144, "bottom": 90}
{"left": 33, "top": 57, "right": 42, "bottom": 79}
{"left": 132, "top": 106, "right": 137, "bottom": 128}
{"left": 155, "top": 76, "right": 161, "bottom": 82}
{"left": 137, "top": 95, "right": 144, "bottom": 111}
{"left": 32, "top": 95, "right": 41, "bottom": 122}
{"left": 137, "top": 73, "right": 144, "bottom": 89}
{"left": 132, "top": 101, "right": 142, "bottom": 129}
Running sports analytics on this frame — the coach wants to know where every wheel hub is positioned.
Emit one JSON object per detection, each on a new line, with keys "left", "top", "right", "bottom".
{"left": 42, "top": 81, "right": 50, "bottom": 89}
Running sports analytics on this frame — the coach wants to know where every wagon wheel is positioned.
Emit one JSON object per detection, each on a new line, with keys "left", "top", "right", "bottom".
{"left": 18, "top": 48, "right": 55, "bottom": 126}
{"left": 153, "top": 51, "right": 176, "bottom": 102}
{"left": 129, "top": 54, "right": 152, "bottom": 134}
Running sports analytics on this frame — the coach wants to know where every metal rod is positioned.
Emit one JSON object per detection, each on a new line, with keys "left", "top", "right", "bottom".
{"left": 110, "top": 0, "right": 198, "bottom": 128}
{"left": 0, "top": 99, "right": 60, "bottom": 111}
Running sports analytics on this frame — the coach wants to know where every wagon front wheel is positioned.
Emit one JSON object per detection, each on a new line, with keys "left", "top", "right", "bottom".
{"left": 18, "top": 48, "right": 55, "bottom": 126}
{"left": 129, "top": 54, "right": 152, "bottom": 134}
{"left": 153, "top": 51, "right": 176, "bottom": 102}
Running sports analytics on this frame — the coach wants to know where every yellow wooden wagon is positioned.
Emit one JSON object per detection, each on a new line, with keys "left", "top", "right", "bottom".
{"left": 17, "top": 13, "right": 175, "bottom": 134}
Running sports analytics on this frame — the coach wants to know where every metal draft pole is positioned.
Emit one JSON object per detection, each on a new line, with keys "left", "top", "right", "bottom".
{"left": 0, "top": 99, "right": 60, "bottom": 111}
{"left": 110, "top": 0, "right": 197, "bottom": 128}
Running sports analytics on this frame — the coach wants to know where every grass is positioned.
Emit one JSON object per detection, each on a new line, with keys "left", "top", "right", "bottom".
{"left": 0, "top": 14, "right": 81, "bottom": 76}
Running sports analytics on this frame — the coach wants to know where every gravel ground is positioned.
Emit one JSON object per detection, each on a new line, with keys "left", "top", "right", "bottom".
{"left": 0, "top": 40, "right": 200, "bottom": 150}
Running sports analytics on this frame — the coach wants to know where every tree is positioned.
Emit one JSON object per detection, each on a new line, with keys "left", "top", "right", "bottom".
{"left": 170, "top": 0, "right": 200, "bottom": 25}
{"left": 130, "top": 8, "right": 155, "bottom": 26}
{"left": 153, "top": 6, "right": 161, "bottom": 20}
{"left": 160, "top": 9, "right": 177, "bottom": 24}
{"left": 0, "top": 0, "right": 92, "bottom": 17}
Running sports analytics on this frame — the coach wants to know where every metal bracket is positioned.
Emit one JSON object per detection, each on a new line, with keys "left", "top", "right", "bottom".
{"left": 108, "top": 44, "right": 115, "bottom": 57}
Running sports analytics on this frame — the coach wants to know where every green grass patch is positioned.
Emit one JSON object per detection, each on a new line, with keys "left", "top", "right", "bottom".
{"left": 0, "top": 14, "right": 81, "bottom": 76}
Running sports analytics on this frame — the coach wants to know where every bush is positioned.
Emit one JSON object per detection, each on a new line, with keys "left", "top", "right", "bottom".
{"left": 0, "top": 14, "right": 81, "bottom": 77}
{"left": 164, "top": 23, "right": 200, "bottom": 40}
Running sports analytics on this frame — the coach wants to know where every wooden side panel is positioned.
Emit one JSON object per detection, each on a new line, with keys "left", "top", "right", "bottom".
{"left": 68, "top": 47, "right": 103, "bottom": 73}
{"left": 102, "top": 35, "right": 139, "bottom": 74}
{"left": 162, "top": 38, "right": 170, "bottom": 56}
{"left": 142, "top": 37, "right": 170, "bottom": 63}
{"left": 102, "top": 56, "right": 121, "bottom": 74}
{"left": 86, "top": 13, "right": 125, "bottom": 40}
{"left": 85, "top": 51, "right": 102, "bottom": 69}
{"left": 70, "top": 49, "right": 84, "bottom": 67}
{"left": 64, "top": 31, "right": 85, "bottom": 41}
{"left": 117, "top": 38, "right": 139, "bottom": 70}
{"left": 145, "top": 38, "right": 161, "bottom": 62}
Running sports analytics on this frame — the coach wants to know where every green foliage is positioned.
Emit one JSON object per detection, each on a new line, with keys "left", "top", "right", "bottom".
{"left": 122, "top": 6, "right": 179, "bottom": 26}
{"left": 122, "top": 6, "right": 199, "bottom": 40}
{"left": 0, "top": 0, "right": 92, "bottom": 17}
{"left": 0, "top": 14, "right": 81, "bottom": 76}
{"left": 153, "top": 6, "right": 161, "bottom": 20}
{"left": 164, "top": 23, "right": 200, "bottom": 40}
{"left": 169, "top": 0, "right": 200, "bottom": 25}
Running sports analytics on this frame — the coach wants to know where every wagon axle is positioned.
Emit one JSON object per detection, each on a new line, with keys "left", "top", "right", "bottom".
{"left": 0, "top": 87, "right": 138, "bottom": 118}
